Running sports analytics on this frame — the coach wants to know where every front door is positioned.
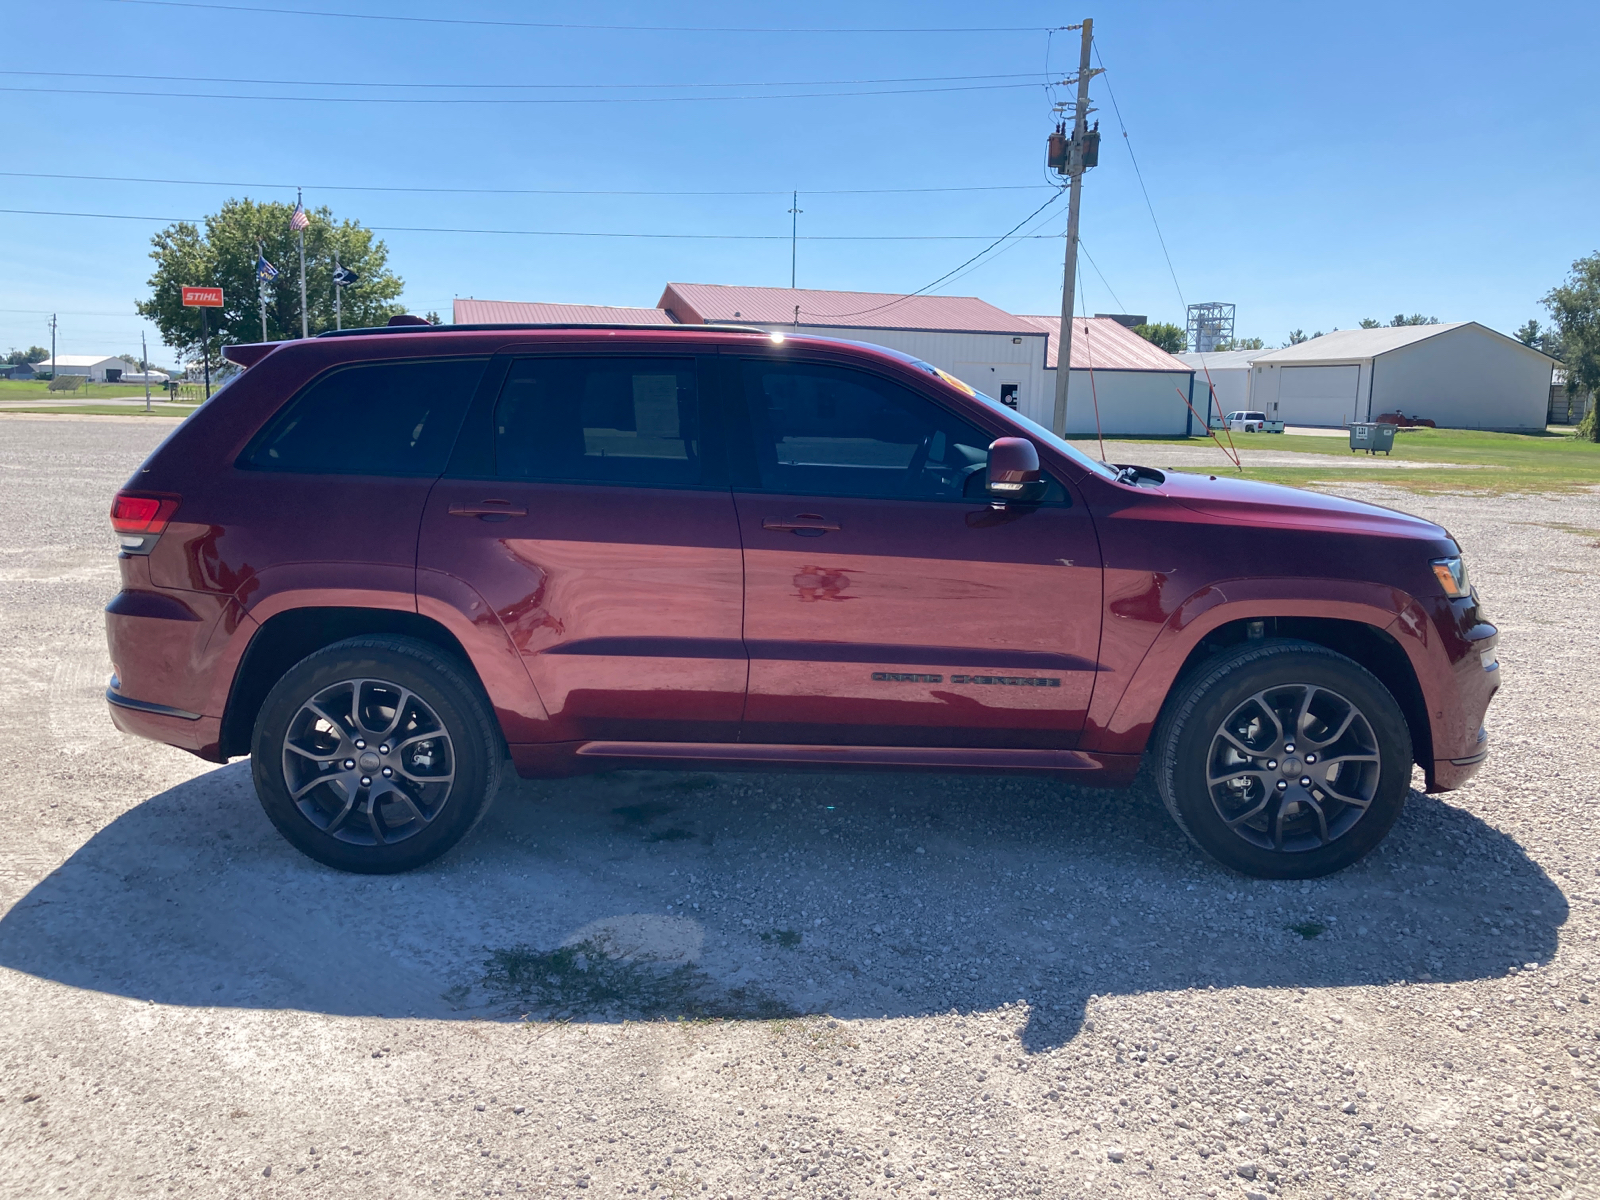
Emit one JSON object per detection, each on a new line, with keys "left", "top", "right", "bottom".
{"left": 418, "top": 352, "right": 745, "bottom": 744}
{"left": 730, "top": 356, "right": 1103, "bottom": 748}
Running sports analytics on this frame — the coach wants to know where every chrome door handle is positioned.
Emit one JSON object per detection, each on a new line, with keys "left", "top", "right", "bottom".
{"left": 763, "top": 513, "right": 839, "bottom": 536}
{"left": 448, "top": 500, "right": 527, "bottom": 520}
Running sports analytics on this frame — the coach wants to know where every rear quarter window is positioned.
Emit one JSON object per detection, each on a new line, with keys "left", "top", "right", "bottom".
{"left": 240, "top": 357, "right": 487, "bottom": 476}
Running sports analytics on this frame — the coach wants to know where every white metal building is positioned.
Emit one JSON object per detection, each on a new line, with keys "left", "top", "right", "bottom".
{"left": 455, "top": 285, "right": 1197, "bottom": 436}
{"left": 1248, "top": 324, "right": 1555, "bottom": 431}
{"left": 657, "top": 282, "right": 1054, "bottom": 416}
{"left": 1018, "top": 314, "right": 1197, "bottom": 436}
{"left": 655, "top": 284, "right": 1196, "bottom": 435}
{"left": 1176, "top": 348, "right": 1273, "bottom": 418}
{"left": 34, "top": 355, "right": 139, "bottom": 382}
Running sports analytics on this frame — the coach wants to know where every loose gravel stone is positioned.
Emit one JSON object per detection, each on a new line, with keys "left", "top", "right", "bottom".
{"left": 0, "top": 420, "right": 1596, "bottom": 1199}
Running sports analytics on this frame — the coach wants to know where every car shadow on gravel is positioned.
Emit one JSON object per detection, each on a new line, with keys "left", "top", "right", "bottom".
{"left": 0, "top": 760, "right": 1566, "bottom": 1051}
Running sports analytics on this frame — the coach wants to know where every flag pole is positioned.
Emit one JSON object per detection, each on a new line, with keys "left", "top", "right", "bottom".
{"left": 297, "top": 187, "right": 308, "bottom": 339}
{"left": 258, "top": 240, "right": 269, "bottom": 342}
{"left": 334, "top": 250, "right": 342, "bottom": 331}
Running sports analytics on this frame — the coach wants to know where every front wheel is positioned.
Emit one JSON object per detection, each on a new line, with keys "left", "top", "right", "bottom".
{"left": 1153, "top": 640, "right": 1412, "bottom": 879}
{"left": 251, "top": 636, "right": 502, "bottom": 873}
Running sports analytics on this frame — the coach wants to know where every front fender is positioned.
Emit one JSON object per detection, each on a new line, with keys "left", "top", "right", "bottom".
{"left": 1083, "top": 577, "right": 1434, "bottom": 756}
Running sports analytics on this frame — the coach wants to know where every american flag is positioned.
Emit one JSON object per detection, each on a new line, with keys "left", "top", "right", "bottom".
{"left": 289, "top": 202, "right": 309, "bottom": 232}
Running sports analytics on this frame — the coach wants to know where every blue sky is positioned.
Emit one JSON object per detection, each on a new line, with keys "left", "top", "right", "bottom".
{"left": 4, "top": 0, "right": 1596, "bottom": 361}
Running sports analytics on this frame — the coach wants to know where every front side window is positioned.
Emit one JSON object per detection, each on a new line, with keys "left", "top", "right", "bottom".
{"left": 494, "top": 357, "right": 706, "bottom": 486}
{"left": 241, "top": 357, "right": 486, "bottom": 476}
{"left": 740, "top": 359, "right": 994, "bottom": 500}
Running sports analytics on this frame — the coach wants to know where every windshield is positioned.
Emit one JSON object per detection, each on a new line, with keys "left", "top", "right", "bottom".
{"left": 916, "top": 361, "right": 1116, "bottom": 480}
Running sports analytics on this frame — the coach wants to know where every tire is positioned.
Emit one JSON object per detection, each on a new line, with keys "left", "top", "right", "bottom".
{"left": 251, "top": 635, "right": 503, "bottom": 874}
{"left": 1153, "top": 639, "right": 1412, "bottom": 879}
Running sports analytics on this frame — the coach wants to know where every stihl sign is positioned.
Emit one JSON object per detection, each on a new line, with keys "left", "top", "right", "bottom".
{"left": 181, "top": 286, "right": 224, "bottom": 307}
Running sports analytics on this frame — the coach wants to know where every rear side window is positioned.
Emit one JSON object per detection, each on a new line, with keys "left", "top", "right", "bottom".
{"left": 241, "top": 358, "right": 486, "bottom": 476}
{"left": 494, "top": 356, "right": 706, "bottom": 486}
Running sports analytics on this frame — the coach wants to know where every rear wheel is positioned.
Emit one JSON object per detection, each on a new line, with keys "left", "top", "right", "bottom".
{"left": 251, "top": 636, "right": 502, "bottom": 873}
{"left": 1154, "top": 640, "right": 1412, "bottom": 878}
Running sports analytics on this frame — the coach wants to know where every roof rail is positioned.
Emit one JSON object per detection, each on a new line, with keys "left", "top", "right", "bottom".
{"left": 314, "top": 321, "right": 776, "bottom": 339}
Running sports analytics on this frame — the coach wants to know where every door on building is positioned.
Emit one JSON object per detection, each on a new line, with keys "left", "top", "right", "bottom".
{"left": 728, "top": 355, "right": 1103, "bottom": 749}
{"left": 1277, "top": 365, "right": 1361, "bottom": 426}
{"left": 418, "top": 352, "right": 746, "bottom": 744}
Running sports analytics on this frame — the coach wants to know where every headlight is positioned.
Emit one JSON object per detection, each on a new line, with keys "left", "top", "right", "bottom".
{"left": 1431, "top": 556, "right": 1472, "bottom": 599}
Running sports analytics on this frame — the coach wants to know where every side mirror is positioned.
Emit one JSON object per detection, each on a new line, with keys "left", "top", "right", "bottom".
{"left": 985, "top": 437, "right": 1047, "bottom": 504}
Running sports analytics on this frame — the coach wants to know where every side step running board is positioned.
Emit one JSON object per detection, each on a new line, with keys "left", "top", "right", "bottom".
{"left": 573, "top": 741, "right": 1101, "bottom": 772}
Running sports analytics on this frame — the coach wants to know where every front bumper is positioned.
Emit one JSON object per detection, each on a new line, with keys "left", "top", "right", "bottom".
{"left": 1423, "top": 622, "right": 1499, "bottom": 793}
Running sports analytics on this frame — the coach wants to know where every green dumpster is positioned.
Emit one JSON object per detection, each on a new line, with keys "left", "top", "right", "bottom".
{"left": 1349, "top": 422, "right": 1396, "bottom": 455}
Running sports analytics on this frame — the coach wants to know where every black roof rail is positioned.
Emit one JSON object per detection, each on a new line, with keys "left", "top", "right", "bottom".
{"left": 314, "top": 321, "right": 778, "bottom": 339}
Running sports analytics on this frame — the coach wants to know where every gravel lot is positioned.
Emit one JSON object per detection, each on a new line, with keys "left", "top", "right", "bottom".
{"left": 2, "top": 415, "right": 1598, "bottom": 1200}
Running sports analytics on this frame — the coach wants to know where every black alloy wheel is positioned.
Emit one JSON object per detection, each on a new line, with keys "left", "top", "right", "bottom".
{"left": 1154, "top": 640, "right": 1412, "bottom": 879}
{"left": 252, "top": 636, "right": 502, "bottom": 873}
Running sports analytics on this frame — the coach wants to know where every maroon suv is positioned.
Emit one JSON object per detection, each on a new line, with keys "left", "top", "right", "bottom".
{"left": 105, "top": 321, "right": 1499, "bottom": 878}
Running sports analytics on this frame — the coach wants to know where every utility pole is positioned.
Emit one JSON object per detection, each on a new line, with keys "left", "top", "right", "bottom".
{"left": 1050, "top": 18, "right": 1102, "bottom": 439}
{"left": 788, "top": 190, "right": 802, "bottom": 288}
{"left": 334, "top": 250, "right": 342, "bottom": 331}
{"left": 141, "top": 331, "right": 151, "bottom": 413}
{"left": 49, "top": 313, "right": 56, "bottom": 382}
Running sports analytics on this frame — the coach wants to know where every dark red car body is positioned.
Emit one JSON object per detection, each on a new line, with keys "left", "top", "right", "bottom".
{"left": 105, "top": 326, "right": 1499, "bottom": 794}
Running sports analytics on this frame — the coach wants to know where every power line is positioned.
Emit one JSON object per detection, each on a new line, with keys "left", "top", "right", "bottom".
{"left": 1076, "top": 242, "right": 1126, "bottom": 313}
{"left": 102, "top": 0, "right": 1064, "bottom": 35}
{"left": 0, "top": 170, "right": 1049, "bottom": 198}
{"left": 2, "top": 80, "right": 1042, "bottom": 106}
{"left": 0, "top": 207, "right": 1069, "bottom": 241}
{"left": 801, "top": 190, "right": 1068, "bottom": 321}
{"left": 1092, "top": 40, "right": 1186, "bottom": 311}
{"left": 0, "top": 68, "right": 1050, "bottom": 91}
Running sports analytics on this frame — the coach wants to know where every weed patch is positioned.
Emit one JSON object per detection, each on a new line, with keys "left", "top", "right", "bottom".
{"left": 1288, "top": 921, "right": 1327, "bottom": 940}
{"left": 480, "top": 939, "right": 795, "bottom": 1020}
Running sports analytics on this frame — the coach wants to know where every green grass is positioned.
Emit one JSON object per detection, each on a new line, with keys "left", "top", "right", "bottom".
{"left": 1149, "top": 427, "right": 1600, "bottom": 493}
{"left": 0, "top": 404, "right": 198, "bottom": 417}
{"left": 0, "top": 379, "right": 145, "bottom": 400}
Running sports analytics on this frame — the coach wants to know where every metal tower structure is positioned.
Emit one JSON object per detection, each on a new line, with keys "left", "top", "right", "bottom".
{"left": 1186, "top": 302, "right": 1235, "bottom": 352}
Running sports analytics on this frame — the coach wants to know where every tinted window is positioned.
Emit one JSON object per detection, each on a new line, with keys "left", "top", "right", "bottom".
{"left": 495, "top": 357, "right": 706, "bottom": 486}
{"left": 740, "top": 359, "right": 994, "bottom": 500}
{"left": 242, "top": 358, "right": 485, "bottom": 476}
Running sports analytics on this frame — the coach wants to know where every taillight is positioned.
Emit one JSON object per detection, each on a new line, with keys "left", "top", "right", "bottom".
{"left": 111, "top": 491, "right": 180, "bottom": 554}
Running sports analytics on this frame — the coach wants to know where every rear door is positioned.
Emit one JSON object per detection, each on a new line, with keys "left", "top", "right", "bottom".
{"left": 729, "top": 355, "right": 1103, "bottom": 749}
{"left": 417, "top": 350, "right": 745, "bottom": 744}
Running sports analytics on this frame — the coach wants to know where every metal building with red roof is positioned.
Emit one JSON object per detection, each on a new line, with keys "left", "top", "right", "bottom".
{"left": 454, "top": 283, "right": 1197, "bottom": 435}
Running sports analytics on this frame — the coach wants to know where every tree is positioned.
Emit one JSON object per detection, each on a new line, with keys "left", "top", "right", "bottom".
{"left": 1359, "top": 318, "right": 1382, "bottom": 329}
{"left": 1514, "top": 317, "right": 1565, "bottom": 360}
{"left": 1544, "top": 251, "right": 1600, "bottom": 442}
{"left": 1285, "top": 329, "right": 1324, "bottom": 346}
{"left": 1209, "top": 336, "right": 1264, "bottom": 351}
{"left": 1133, "top": 321, "right": 1186, "bottom": 353}
{"left": 1390, "top": 313, "right": 1438, "bottom": 326}
{"left": 423, "top": 310, "right": 442, "bottom": 325}
{"left": 5, "top": 346, "right": 49, "bottom": 365}
{"left": 136, "top": 197, "right": 405, "bottom": 360}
